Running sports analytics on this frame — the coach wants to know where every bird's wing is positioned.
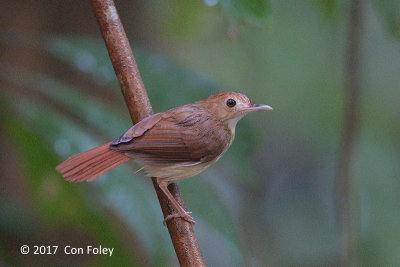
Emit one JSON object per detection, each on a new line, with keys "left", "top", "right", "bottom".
{"left": 110, "top": 107, "right": 230, "bottom": 164}
{"left": 110, "top": 112, "right": 164, "bottom": 144}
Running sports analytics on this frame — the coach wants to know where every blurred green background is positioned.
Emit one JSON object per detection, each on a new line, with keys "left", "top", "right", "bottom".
{"left": 1, "top": 0, "right": 399, "bottom": 266}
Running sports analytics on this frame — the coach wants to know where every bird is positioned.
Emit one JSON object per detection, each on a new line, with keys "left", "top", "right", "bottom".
{"left": 56, "top": 91, "right": 272, "bottom": 224}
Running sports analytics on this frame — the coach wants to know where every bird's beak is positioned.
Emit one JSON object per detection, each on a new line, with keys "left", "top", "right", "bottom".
{"left": 243, "top": 103, "right": 273, "bottom": 113}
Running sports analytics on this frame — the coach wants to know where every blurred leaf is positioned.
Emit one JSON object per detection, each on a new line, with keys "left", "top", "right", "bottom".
{"left": 371, "top": 0, "right": 400, "bottom": 38}
{"left": 220, "top": 0, "right": 270, "bottom": 26}
{"left": 315, "top": 0, "right": 338, "bottom": 17}
{"left": 164, "top": 0, "right": 206, "bottom": 36}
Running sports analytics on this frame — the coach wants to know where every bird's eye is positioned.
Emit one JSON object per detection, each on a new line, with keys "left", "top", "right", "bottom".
{"left": 226, "top": 98, "right": 236, "bottom": 108}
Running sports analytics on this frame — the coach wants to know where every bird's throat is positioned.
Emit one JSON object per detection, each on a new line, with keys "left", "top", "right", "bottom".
{"left": 224, "top": 115, "right": 244, "bottom": 136}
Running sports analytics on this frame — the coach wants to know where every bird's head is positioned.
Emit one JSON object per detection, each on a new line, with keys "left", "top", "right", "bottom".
{"left": 198, "top": 91, "right": 272, "bottom": 132}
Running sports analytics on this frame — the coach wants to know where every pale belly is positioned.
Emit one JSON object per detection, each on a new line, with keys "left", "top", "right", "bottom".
{"left": 142, "top": 160, "right": 216, "bottom": 183}
{"left": 137, "top": 126, "right": 234, "bottom": 183}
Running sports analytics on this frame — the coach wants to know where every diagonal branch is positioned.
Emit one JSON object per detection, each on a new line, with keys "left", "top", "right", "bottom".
{"left": 90, "top": 0, "right": 205, "bottom": 265}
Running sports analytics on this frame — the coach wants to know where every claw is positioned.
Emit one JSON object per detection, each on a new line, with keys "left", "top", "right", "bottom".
{"left": 163, "top": 211, "right": 195, "bottom": 226}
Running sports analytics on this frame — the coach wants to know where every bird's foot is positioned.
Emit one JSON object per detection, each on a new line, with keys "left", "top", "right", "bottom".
{"left": 163, "top": 211, "right": 195, "bottom": 226}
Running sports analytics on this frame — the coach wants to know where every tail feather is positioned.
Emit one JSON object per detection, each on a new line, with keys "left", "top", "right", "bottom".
{"left": 62, "top": 147, "right": 115, "bottom": 178}
{"left": 56, "top": 142, "right": 131, "bottom": 182}
{"left": 69, "top": 152, "right": 128, "bottom": 182}
{"left": 85, "top": 153, "right": 129, "bottom": 182}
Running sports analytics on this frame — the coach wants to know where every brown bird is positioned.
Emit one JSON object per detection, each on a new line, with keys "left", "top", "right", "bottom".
{"left": 56, "top": 92, "right": 272, "bottom": 224}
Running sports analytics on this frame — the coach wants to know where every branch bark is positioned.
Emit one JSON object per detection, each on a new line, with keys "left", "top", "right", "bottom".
{"left": 90, "top": 0, "right": 205, "bottom": 265}
{"left": 335, "top": 0, "right": 364, "bottom": 265}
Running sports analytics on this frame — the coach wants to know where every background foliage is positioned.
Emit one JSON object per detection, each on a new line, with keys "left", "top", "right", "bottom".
{"left": 1, "top": 0, "right": 399, "bottom": 266}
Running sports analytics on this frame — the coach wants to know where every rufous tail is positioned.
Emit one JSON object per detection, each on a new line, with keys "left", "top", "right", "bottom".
{"left": 56, "top": 142, "right": 131, "bottom": 182}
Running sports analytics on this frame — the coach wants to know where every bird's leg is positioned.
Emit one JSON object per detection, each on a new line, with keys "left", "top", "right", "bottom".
{"left": 157, "top": 180, "right": 195, "bottom": 225}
